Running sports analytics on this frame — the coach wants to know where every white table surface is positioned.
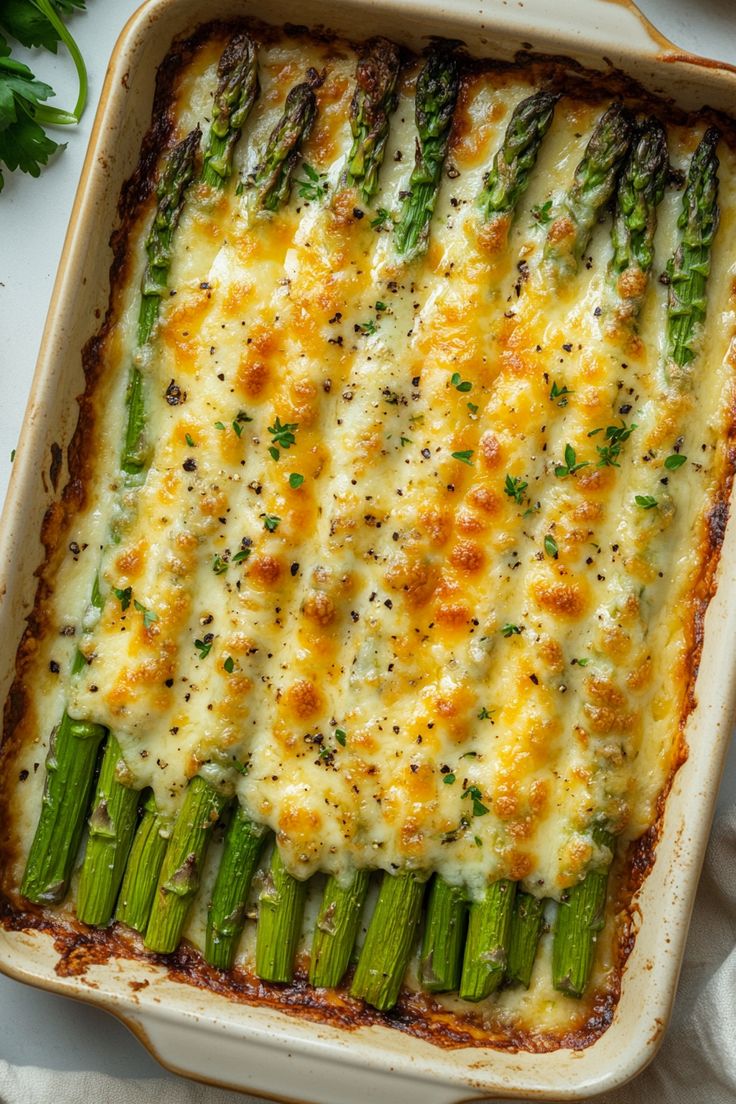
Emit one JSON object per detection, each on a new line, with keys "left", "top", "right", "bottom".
{"left": 1, "top": 0, "right": 735, "bottom": 1095}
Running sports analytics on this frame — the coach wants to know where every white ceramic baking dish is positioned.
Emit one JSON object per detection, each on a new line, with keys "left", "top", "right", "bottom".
{"left": 2, "top": 0, "right": 736, "bottom": 1099}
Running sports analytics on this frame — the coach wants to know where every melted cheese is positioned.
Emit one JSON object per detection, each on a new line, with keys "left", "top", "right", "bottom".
{"left": 25, "top": 35, "right": 736, "bottom": 916}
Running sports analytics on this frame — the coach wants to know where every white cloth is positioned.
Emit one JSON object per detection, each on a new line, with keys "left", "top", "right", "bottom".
{"left": 1, "top": 809, "right": 734, "bottom": 1104}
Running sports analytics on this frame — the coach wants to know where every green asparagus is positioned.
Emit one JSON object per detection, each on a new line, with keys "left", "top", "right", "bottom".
{"left": 145, "top": 777, "right": 229, "bottom": 954}
{"left": 394, "top": 46, "right": 460, "bottom": 259}
{"left": 344, "top": 37, "right": 401, "bottom": 204}
{"left": 664, "top": 126, "right": 720, "bottom": 383}
{"left": 255, "top": 846, "right": 308, "bottom": 983}
{"left": 478, "top": 90, "right": 558, "bottom": 223}
{"left": 205, "top": 808, "right": 268, "bottom": 970}
{"left": 75, "top": 734, "right": 140, "bottom": 925}
{"left": 506, "top": 891, "right": 545, "bottom": 988}
{"left": 459, "top": 878, "right": 516, "bottom": 1001}
{"left": 552, "top": 827, "right": 615, "bottom": 997}
{"left": 254, "top": 73, "right": 319, "bottom": 212}
{"left": 116, "top": 792, "right": 173, "bottom": 933}
{"left": 201, "top": 34, "right": 259, "bottom": 188}
{"left": 419, "top": 875, "right": 467, "bottom": 993}
{"left": 544, "top": 102, "right": 633, "bottom": 275}
{"left": 350, "top": 871, "right": 425, "bottom": 1011}
{"left": 309, "top": 869, "right": 371, "bottom": 989}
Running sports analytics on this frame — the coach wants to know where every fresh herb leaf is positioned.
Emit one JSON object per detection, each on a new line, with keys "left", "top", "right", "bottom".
{"left": 214, "top": 421, "right": 226, "bottom": 431}
{"left": 443, "top": 772, "right": 456, "bottom": 785}
{"left": 462, "top": 785, "right": 489, "bottom": 817}
{"left": 555, "top": 443, "right": 589, "bottom": 477}
{"left": 467, "top": 401, "right": 478, "bottom": 415}
{"left": 550, "top": 380, "right": 574, "bottom": 406}
{"left": 635, "top": 494, "right": 658, "bottom": 510}
{"left": 194, "top": 636, "right": 213, "bottom": 659}
{"left": 501, "top": 623, "right": 521, "bottom": 638}
{"left": 593, "top": 420, "right": 637, "bottom": 468}
{"left": 504, "top": 473, "right": 527, "bottom": 504}
{"left": 288, "top": 472, "right": 304, "bottom": 488}
{"left": 232, "top": 545, "right": 252, "bottom": 564}
{"left": 223, "top": 655, "right": 235, "bottom": 673}
{"left": 544, "top": 534, "right": 558, "bottom": 558}
{"left": 530, "top": 199, "right": 553, "bottom": 228}
{"left": 375, "top": 300, "right": 387, "bottom": 311}
{"left": 399, "top": 436, "right": 412, "bottom": 447}
{"left": 335, "top": 728, "right": 347, "bottom": 747}
{"left": 357, "top": 319, "right": 377, "bottom": 335}
{"left": 576, "top": 657, "right": 590, "bottom": 667}
{"left": 133, "top": 599, "right": 158, "bottom": 629}
{"left": 664, "top": 453, "right": 687, "bottom": 470}
{"left": 295, "top": 161, "right": 328, "bottom": 202}
{"left": 451, "top": 449, "right": 474, "bottom": 466}
{"left": 185, "top": 433, "right": 196, "bottom": 448}
{"left": 212, "top": 554, "right": 229, "bottom": 575}
{"left": 261, "top": 513, "right": 281, "bottom": 532}
{"left": 267, "top": 416, "right": 298, "bottom": 459}
{"left": 477, "top": 706, "right": 494, "bottom": 720}
{"left": 112, "top": 585, "right": 132, "bottom": 612}
{"left": 450, "top": 371, "right": 472, "bottom": 393}
{"left": 370, "top": 206, "right": 392, "bottom": 230}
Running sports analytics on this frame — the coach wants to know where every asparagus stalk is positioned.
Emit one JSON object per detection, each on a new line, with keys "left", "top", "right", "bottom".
{"left": 608, "top": 118, "right": 668, "bottom": 321}
{"left": 552, "top": 827, "right": 615, "bottom": 997}
{"left": 344, "top": 37, "right": 401, "bottom": 204}
{"left": 350, "top": 871, "right": 425, "bottom": 1011}
{"left": 116, "top": 792, "right": 173, "bottom": 932}
{"left": 459, "top": 878, "right": 516, "bottom": 1002}
{"left": 419, "top": 875, "right": 467, "bottom": 993}
{"left": 506, "top": 890, "right": 545, "bottom": 988}
{"left": 201, "top": 34, "right": 259, "bottom": 188}
{"left": 20, "top": 714, "right": 106, "bottom": 904}
{"left": 478, "top": 90, "right": 558, "bottom": 223}
{"left": 253, "top": 73, "right": 319, "bottom": 212}
{"left": 309, "top": 869, "right": 371, "bottom": 989}
{"left": 394, "top": 46, "right": 460, "bottom": 260}
{"left": 255, "top": 846, "right": 308, "bottom": 983}
{"left": 204, "top": 807, "right": 268, "bottom": 970}
{"left": 664, "top": 126, "right": 720, "bottom": 383}
{"left": 145, "top": 777, "right": 228, "bottom": 954}
{"left": 544, "top": 102, "right": 633, "bottom": 275}
{"left": 75, "top": 735, "right": 140, "bottom": 925}
{"left": 125, "top": 127, "right": 202, "bottom": 477}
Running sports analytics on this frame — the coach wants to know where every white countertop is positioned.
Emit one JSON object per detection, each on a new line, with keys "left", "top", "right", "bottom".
{"left": 1, "top": 0, "right": 735, "bottom": 1095}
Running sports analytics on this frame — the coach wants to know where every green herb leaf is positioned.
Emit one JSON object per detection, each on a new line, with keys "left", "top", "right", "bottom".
{"left": 185, "top": 433, "right": 196, "bottom": 447}
{"left": 462, "top": 785, "right": 489, "bottom": 817}
{"left": 501, "top": 623, "right": 522, "bottom": 638}
{"left": 370, "top": 206, "right": 392, "bottom": 230}
{"left": 288, "top": 472, "right": 304, "bottom": 488}
{"left": 555, "top": 443, "right": 590, "bottom": 478}
{"left": 357, "top": 319, "right": 377, "bottom": 335}
{"left": 262, "top": 513, "right": 281, "bottom": 532}
{"left": 443, "top": 773, "right": 456, "bottom": 785}
{"left": 467, "top": 401, "right": 478, "bottom": 415}
{"left": 635, "top": 494, "right": 658, "bottom": 510}
{"left": 451, "top": 449, "right": 474, "bottom": 466}
{"left": 194, "top": 637, "right": 213, "bottom": 659}
{"left": 504, "top": 473, "right": 527, "bottom": 505}
{"left": 112, "top": 585, "right": 132, "bottom": 612}
{"left": 295, "top": 162, "right": 328, "bottom": 202}
{"left": 335, "top": 728, "right": 347, "bottom": 747}
{"left": 450, "top": 371, "right": 472, "bottom": 393}
{"left": 664, "top": 453, "right": 687, "bottom": 470}
{"left": 544, "top": 534, "right": 558, "bottom": 558}
{"left": 267, "top": 416, "right": 298, "bottom": 459}
{"left": 212, "top": 554, "right": 229, "bottom": 575}
{"left": 550, "top": 380, "right": 574, "bottom": 406}
{"left": 133, "top": 599, "right": 158, "bottom": 629}
{"left": 477, "top": 706, "right": 494, "bottom": 720}
{"left": 530, "top": 199, "right": 553, "bottom": 228}
{"left": 223, "top": 655, "right": 235, "bottom": 673}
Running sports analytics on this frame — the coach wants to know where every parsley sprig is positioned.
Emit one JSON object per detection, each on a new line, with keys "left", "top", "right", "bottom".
{"left": 589, "top": 420, "right": 637, "bottom": 468}
{"left": 295, "top": 162, "right": 328, "bottom": 202}
{"left": 267, "top": 416, "right": 298, "bottom": 460}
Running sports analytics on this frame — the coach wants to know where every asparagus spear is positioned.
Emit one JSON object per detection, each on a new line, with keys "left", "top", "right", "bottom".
{"left": 145, "top": 777, "right": 229, "bottom": 954}
{"left": 608, "top": 118, "right": 668, "bottom": 321}
{"left": 394, "top": 46, "right": 460, "bottom": 260}
{"left": 344, "top": 37, "right": 401, "bottom": 204}
{"left": 309, "top": 869, "right": 371, "bottom": 989}
{"left": 544, "top": 102, "right": 633, "bottom": 276}
{"left": 478, "top": 90, "right": 558, "bottom": 223}
{"left": 201, "top": 34, "right": 259, "bottom": 188}
{"left": 459, "top": 878, "right": 516, "bottom": 1001}
{"left": 75, "top": 734, "right": 140, "bottom": 925}
{"left": 664, "top": 126, "right": 720, "bottom": 383}
{"left": 116, "top": 792, "right": 173, "bottom": 932}
{"left": 205, "top": 807, "right": 268, "bottom": 970}
{"left": 552, "top": 827, "right": 615, "bottom": 997}
{"left": 125, "top": 127, "right": 201, "bottom": 477}
{"left": 419, "top": 875, "right": 467, "bottom": 993}
{"left": 255, "top": 846, "right": 308, "bottom": 983}
{"left": 253, "top": 72, "right": 320, "bottom": 212}
{"left": 506, "top": 890, "right": 545, "bottom": 988}
{"left": 350, "top": 871, "right": 425, "bottom": 1011}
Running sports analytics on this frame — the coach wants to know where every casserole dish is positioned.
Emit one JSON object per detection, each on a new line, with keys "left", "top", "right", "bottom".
{"left": 2, "top": 0, "right": 736, "bottom": 1099}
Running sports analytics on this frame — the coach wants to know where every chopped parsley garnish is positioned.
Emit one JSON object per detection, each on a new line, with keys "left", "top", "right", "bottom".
{"left": 232, "top": 411, "right": 252, "bottom": 437}
{"left": 550, "top": 380, "right": 574, "bottom": 407}
{"left": 194, "top": 637, "right": 213, "bottom": 659}
{"left": 450, "top": 371, "right": 472, "bottom": 393}
{"left": 443, "top": 772, "right": 456, "bottom": 785}
{"left": 357, "top": 319, "right": 377, "bottom": 336}
{"left": 223, "top": 655, "right": 235, "bottom": 673}
{"left": 467, "top": 401, "right": 479, "bottom": 415}
{"left": 635, "top": 494, "right": 658, "bottom": 510}
{"left": 462, "top": 785, "right": 489, "bottom": 817}
{"left": 185, "top": 433, "right": 196, "bottom": 448}
{"left": 370, "top": 206, "right": 392, "bottom": 230}
{"left": 530, "top": 199, "right": 553, "bottom": 227}
{"left": 335, "top": 728, "right": 347, "bottom": 747}
{"left": 399, "top": 436, "right": 412, "bottom": 447}
{"left": 544, "top": 534, "right": 558, "bottom": 558}
{"left": 501, "top": 623, "right": 522, "bottom": 638}
{"left": 212, "top": 554, "right": 229, "bottom": 575}
{"left": 232, "top": 545, "right": 251, "bottom": 564}
{"left": 133, "top": 599, "right": 158, "bottom": 629}
{"left": 451, "top": 449, "right": 474, "bottom": 466}
{"left": 664, "top": 453, "right": 687, "bottom": 470}
{"left": 295, "top": 162, "right": 328, "bottom": 202}
{"left": 268, "top": 416, "right": 298, "bottom": 460}
{"left": 113, "top": 585, "right": 132, "bottom": 612}
{"left": 288, "top": 472, "right": 304, "bottom": 489}
{"left": 555, "top": 443, "right": 589, "bottom": 478}
{"left": 375, "top": 301, "right": 387, "bottom": 312}
{"left": 576, "top": 657, "right": 590, "bottom": 667}
{"left": 504, "top": 473, "right": 527, "bottom": 504}
{"left": 262, "top": 513, "right": 281, "bottom": 532}
{"left": 477, "top": 706, "right": 494, "bottom": 720}
{"left": 214, "top": 421, "right": 226, "bottom": 430}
